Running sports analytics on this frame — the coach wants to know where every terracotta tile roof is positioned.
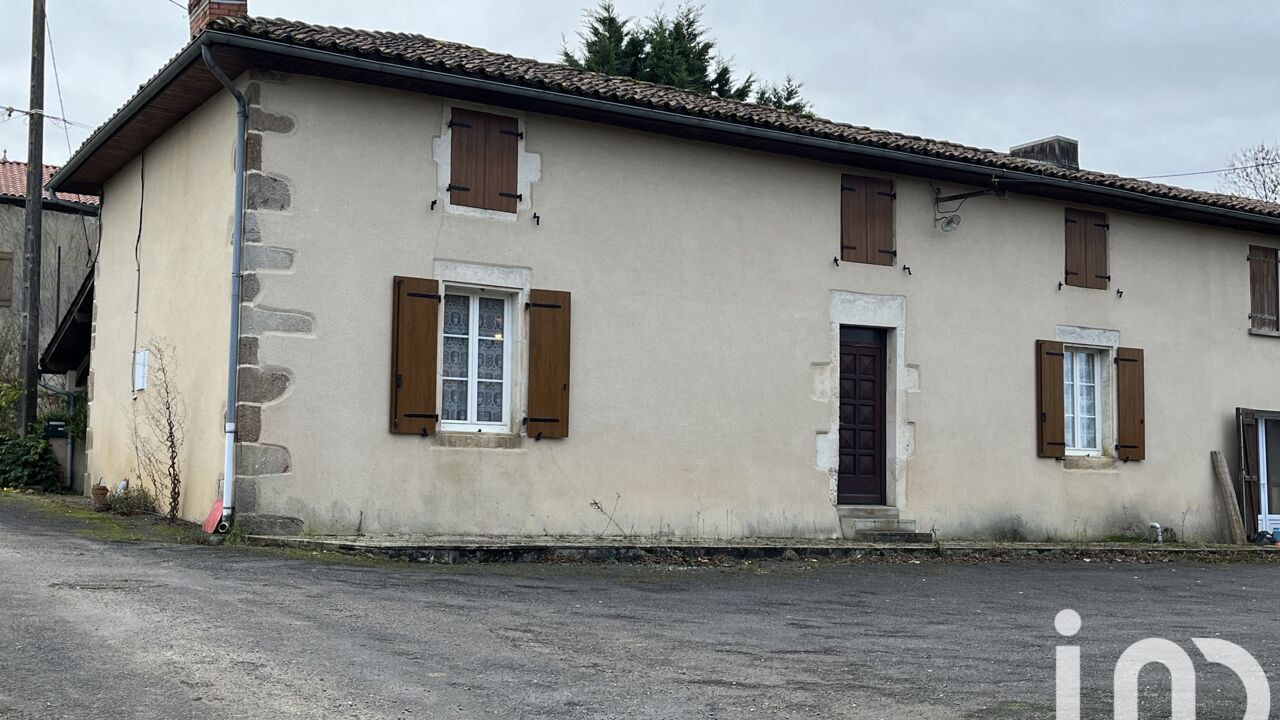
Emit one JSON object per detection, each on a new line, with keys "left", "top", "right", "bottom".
{"left": 0, "top": 159, "right": 97, "bottom": 205}
{"left": 203, "top": 15, "right": 1280, "bottom": 221}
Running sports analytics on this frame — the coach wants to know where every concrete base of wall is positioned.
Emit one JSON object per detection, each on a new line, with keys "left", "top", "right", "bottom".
{"left": 836, "top": 505, "right": 920, "bottom": 538}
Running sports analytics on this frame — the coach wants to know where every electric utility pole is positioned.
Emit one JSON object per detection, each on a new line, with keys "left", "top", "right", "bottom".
{"left": 20, "top": 0, "right": 46, "bottom": 436}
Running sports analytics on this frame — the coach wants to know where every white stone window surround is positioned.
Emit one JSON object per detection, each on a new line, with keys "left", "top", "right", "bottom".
{"left": 816, "top": 291, "right": 912, "bottom": 510}
{"left": 1055, "top": 325, "right": 1119, "bottom": 464}
{"left": 433, "top": 260, "right": 532, "bottom": 436}
{"left": 432, "top": 101, "right": 542, "bottom": 222}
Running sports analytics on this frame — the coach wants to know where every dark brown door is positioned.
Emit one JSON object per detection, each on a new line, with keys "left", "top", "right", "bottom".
{"left": 838, "top": 327, "right": 887, "bottom": 505}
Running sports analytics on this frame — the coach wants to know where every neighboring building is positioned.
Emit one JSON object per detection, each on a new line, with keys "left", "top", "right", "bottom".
{"left": 46, "top": 5, "right": 1280, "bottom": 541}
{"left": 0, "top": 157, "right": 98, "bottom": 382}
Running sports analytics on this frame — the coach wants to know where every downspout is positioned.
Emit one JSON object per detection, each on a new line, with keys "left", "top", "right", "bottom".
{"left": 201, "top": 44, "right": 246, "bottom": 534}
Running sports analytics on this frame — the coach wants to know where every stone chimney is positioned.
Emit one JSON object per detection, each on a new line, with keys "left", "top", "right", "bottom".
{"left": 1009, "top": 136, "right": 1079, "bottom": 170}
{"left": 189, "top": 0, "right": 247, "bottom": 38}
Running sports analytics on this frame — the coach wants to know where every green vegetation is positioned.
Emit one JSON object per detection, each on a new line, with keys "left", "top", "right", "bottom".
{"left": 0, "top": 435, "right": 63, "bottom": 492}
{"left": 561, "top": 2, "right": 813, "bottom": 115}
{"left": 101, "top": 486, "right": 158, "bottom": 516}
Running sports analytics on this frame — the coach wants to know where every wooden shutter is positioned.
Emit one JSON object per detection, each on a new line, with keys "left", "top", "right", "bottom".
{"left": 0, "top": 252, "right": 11, "bottom": 306}
{"left": 1114, "top": 347, "right": 1144, "bottom": 461}
{"left": 1064, "top": 209, "right": 1087, "bottom": 287}
{"left": 1065, "top": 209, "right": 1108, "bottom": 289}
{"left": 1035, "top": 340, "right": 1066, "bottom": 458}
{"left": 1237, "top": 408, "right": 1262, "bottom": 529}
{"left": 449, "top": 108, "right": 487, "bottom": 210}
{"left": 1249, "top": 245, "right": 1279, "bottom": 333}
{"left": 867, "top": 178, "right": 896, "bottom": 266}
{"left": 1084, "top": 212, "right": 1109, "bottom": 289}
{"left": 840, "top": 175, "right": 867, "bottom": 263}
{"left": 390, "top": 276, "right": 440, "bottom": 435}
{"left": 486, "top": 114, "right": 520, "bottom": 213}
{"left": 526, "top": 289, "right": 571, "bottom": 439}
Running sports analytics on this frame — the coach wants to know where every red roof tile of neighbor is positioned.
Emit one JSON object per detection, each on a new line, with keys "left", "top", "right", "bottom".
{"left": 0, "top": 159, "right": 97, "bottom": 205}
{"left": 200, "top": 16, "right": 1280, "bottom": 221}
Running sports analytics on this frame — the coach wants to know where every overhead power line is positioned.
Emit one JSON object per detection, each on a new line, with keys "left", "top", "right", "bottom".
{"left": 1137, "top": 159, "right": 1280, "bottom": 180}
{"left": 1, "top": 105, "right": 94, "bottom": 131}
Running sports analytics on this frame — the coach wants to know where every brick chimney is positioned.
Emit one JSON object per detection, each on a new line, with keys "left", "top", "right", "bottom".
{"left": 189, "top": 0, "right": 247, "bottom": 38}
{"left": 1009, "top": 136, "right": 1079, "bottom": 170}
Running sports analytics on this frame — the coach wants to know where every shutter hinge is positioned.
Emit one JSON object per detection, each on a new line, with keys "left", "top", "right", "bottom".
{"left": 1094, "top": 274, "right": 1111, "bottom": 281}
{"left": 447, "top": 119, "right": 472, "bottom": 129}
{"left": 1095, "top": 223, "right": 1110, "bottom": 229}
{"left": 1116, "top": 444, "right": 1140, "bottom": 449}
{"left": 447, "top": 183, "right": 470, "bottom": 192}
{"left": 498, "top": 129, "right": 524, "bottom": 139}
{"left": 1045, "top": 351, "right": 1064, "bottom": 357}
{"left": 1114, "top": 357, "right": 1138, "bottom": 364}
{"left": 840, "top": 244, "right": 858, "bottom": 251}
{"left": 1064, "top": 270, "right": 1080, "bottom": 276}
{"left": 841, "top": 185, "right": 858, "bottom": 192}
{"left": 404, "top": 413, "right": 439, "bottom": 419}
{"left": 1064, "top": 217, "right": 1079, "bottom": 224}
{"left": 877, "top": 191, "right": 897, "bottom": 199}
{"left": 1046, "top": 442, "right": 1067, "bottom": 447}
{"left": 877, "top": 249, "right": 897, "bottom": 257}
{"left": 498, "top": 191, "right": 523, "bottom": 200}
{"left": 407, "top": 292, "right": 442, "bottom": 301}
{"left": 525, "top": 301, "right": 562, "bottom": 310}
{"left": 1247, "top": 255, "right": 1277, "bottom": 262}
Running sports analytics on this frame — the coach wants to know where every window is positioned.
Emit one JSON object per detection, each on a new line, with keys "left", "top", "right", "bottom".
{"left": 1062, "top": 348, "right": 1101, "bottom": 454}
{"left": 839, "top": 174, "right": 895, "bottom": 266}
{"left": 389, "top": 276, "right": 571, "bottom": 439}
{"left": 440, "top": 288, "right": 512, "bottom": 431}
{"left": 1249, "top": 245, "right": 1278, "bottom": 335}
{"left": 448, "top": 108, "right": 521, "bottom": 213}
{"left": 0, "top": 252, "right": 11, "bottom": 306}
{"left": 1064, "top": 208, "right": 1109, "bottom": 289}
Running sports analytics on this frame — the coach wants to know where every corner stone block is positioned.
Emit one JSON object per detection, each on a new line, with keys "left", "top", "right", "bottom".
{"left": 237, "top": 366, "right": 290, "bottom": 404}
{"left": 247, "top": 173, "right": 291, "bottom": 212}
{"left": 238, "top": 443, "right": 291, "bottom": 477}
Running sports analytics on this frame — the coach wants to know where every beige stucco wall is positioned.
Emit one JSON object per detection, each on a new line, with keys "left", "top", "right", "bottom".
{"left": 85, "top": 90, "right": 236, "bottom": 521}
{"left": 0, "top": 201, "right": 96, "bottom": 381}
{"left": 232, "top": 73, "right": 1280, "bottom": 540}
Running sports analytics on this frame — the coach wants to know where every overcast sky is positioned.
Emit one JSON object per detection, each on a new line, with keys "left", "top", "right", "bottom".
{"left": 1, "top": 0, "right": 1276, "bottom": 193}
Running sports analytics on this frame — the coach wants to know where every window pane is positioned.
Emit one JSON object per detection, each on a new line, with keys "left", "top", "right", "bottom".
{"left": 478, "top": 297, "right": 504, "bottom": 338}
{"left": 443, "top": 294, "right": 469, "bottom": 335}
{"left": 1079, "top": 381, "right": 1095, "bottom": 417}
{"left": 1079, "top": 417, "right": 1097, "bottom": 449}
{"left": 1078, "top": 352, "right": 1095, "bottom": 384}
{"left": 476, "top": 381, "right": 503, "bottom": 422}
{"left": 442, "top": 379, "right": 468, "bottom": 421}
{"left": 477, "top": 339, "right": 503, "bottom": 380}
{"left": 442, "top": 336, "right": 469, "bottom": 378}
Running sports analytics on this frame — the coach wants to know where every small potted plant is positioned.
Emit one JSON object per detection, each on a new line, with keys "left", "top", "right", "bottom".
{"left": 90, "top": 478, "right": 109, "bottom": 509}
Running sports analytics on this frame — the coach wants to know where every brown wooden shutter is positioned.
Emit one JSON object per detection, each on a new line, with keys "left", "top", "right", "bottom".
{"left": 1237, "top": 408, "right": 1262, "bottom": 528}
{"left": 1035, "top": 339, "right": 1066, "bottom": 458}
{"left": 390, "top": 276, "right": 440, "bottom": 435}
{"left": 0, "top": 252, "right": 12, "bottom": 306}
{"left": 486, "top": 114, "right": 520, "bottom": 214}
{"left": 1064, "top": 209, "right": 1087, "bottom": 287}
{"left": 449, "top": 108, "right": 487, "bottom": 210}
{"left": 867, "top": 178, "right": 896, "bottom": 266}
{"left": 526, "top": 289, "right": 570, "bottom": 439}
{"left": 1114, "top": 347, "right": 1144, "bottom": 461}
{"left": 840, "top": 175, "right": 868, "bottom": 264}
{"left": 1084, "top": 212, "right": 1109, "bottom": 289}
{"left": 1249, "top": 245, "right": 1279, "bottom": 333}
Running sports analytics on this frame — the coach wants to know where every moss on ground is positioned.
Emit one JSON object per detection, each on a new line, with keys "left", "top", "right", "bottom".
{"left": 0, "top": 489, "right": 204, "bottom": 544}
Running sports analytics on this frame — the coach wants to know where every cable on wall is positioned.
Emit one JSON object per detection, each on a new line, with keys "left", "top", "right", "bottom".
{"left": 131, "top": 153, "right": 145, "bottom": 398}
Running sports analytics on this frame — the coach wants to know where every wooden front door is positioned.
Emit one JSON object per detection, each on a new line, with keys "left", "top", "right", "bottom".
{"left": 838, "top": 327, "right": 887, "bottom": 505}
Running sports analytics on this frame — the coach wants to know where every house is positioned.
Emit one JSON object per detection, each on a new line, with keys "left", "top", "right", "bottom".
{"left": 0, "top": 156, "right": 98, "bottom": 380}
{"left": 47, "top": 2, "right": 1280, "bottom": 541}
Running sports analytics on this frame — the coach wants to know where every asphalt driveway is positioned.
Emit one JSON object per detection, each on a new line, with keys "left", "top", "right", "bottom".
{"left": 0, "top": 494, "right": 1275, "bottom": 719}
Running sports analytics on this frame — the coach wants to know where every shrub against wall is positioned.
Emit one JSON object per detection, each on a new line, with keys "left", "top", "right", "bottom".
{"left": 0, "top": 435, "right": 62, "bottom": 491}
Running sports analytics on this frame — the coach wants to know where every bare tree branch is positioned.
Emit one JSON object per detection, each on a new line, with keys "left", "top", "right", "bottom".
{"left": 1218, "top": 143, "right": 1280, "bottom": 203}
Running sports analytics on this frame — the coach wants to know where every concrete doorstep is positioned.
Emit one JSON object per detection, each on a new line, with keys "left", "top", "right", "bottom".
{"left": 245, "top": 533, "right": 1280, "bottom": 565}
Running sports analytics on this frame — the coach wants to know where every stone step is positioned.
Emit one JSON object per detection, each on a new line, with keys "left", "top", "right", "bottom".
{"left": 856, "top": 530, "right": 935, "bottom": 544}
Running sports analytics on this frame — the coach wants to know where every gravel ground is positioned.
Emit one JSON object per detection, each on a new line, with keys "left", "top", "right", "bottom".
{"left": 0, "top": 493, "right": 1275, "bottom": 719}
